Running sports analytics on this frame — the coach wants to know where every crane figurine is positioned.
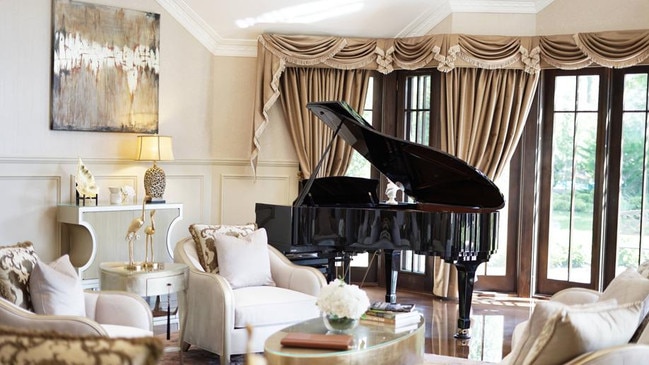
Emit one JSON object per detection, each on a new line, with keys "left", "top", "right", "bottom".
{"left": 143, "top": 209, "right": 159, "bottom": 270}
{"left": 125, "top": 196, "right": 147, "bottom": 270}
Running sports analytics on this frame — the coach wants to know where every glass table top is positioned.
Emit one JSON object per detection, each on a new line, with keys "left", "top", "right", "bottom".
{"left": 265, "top": 315, "right": 424, "bottom": 358}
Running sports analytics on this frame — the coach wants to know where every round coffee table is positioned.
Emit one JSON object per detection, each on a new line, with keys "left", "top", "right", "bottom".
{"left": 264, "top": 316, "right": 424, "bottom": 365}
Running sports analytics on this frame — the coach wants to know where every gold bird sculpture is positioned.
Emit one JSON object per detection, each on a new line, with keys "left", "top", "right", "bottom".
{"left": 125, "top": 197, "right": 147, "bottom": 270}
{"left": 143, "top": 210, "right": 156, "bottom": 268}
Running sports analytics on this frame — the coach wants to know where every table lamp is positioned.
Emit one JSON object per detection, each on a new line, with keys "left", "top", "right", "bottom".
{"left": 136, "top": 135, "right": 174, "bottom": 203}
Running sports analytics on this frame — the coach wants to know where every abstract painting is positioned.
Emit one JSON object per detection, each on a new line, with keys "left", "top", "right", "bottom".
{"left": 51, "top": 0, "right": 160, "bottom": 133}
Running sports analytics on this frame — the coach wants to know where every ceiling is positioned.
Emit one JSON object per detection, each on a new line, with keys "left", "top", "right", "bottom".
{"left": 155, "top": 0, "right": 555, "bottom": 57}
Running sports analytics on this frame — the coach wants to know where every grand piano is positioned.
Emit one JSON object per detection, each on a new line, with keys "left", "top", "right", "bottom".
{"left": 255, "top": 101, "right": 504, "bottom": 339}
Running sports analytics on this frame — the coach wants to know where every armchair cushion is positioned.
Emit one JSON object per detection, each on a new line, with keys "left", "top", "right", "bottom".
{"left": 233, "top": 286, "right": 318, "bottom": 328}
{"left": 506, "top": 300, "right": 642, "bottom": 365}
{"left": 29, "top": 255, "right": 85, "bottom": 316}
{"left": 215, "top": 228, "right": 275, "bottom": 289}
{"left": 0, "top": 325, "right": 162, "bottom": 365}
{"left": 189, "top": 223, "right": 256, "bottom": 273}
{"left": 0, "top": 241, "right": 39, "bottom": 311}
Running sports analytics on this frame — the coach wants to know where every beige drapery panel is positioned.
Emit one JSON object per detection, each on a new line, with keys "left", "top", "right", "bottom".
{"left": 279, "top": 67, "right": 370, "bottom": 178}
{"left": 251, "top": 29, "right": 649, "bottom": 169}
{"left": 432, "top": 67, "right": 540, "bottom": 299}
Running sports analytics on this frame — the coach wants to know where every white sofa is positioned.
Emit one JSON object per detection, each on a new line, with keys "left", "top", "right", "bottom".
{"left": 174, "top": 236, "right": 326, "bottom": 365}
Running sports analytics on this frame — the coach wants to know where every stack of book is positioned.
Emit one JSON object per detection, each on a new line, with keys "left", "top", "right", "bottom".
{"left": 361, "top": 301, "right": 422, "bottom": 332}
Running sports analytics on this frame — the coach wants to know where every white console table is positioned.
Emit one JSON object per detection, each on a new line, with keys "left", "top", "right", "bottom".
{"left": 57, "top": 203, "right": 183, "bottom": 289}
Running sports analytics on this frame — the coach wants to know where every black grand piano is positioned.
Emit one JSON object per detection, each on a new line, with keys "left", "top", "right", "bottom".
{"left": 255, "top": 101, "right": 504, "bottom": 339}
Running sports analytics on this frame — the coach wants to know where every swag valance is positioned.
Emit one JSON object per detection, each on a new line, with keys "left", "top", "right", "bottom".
{"left": 251, "top": 29, "right": 649, "bottom": 169}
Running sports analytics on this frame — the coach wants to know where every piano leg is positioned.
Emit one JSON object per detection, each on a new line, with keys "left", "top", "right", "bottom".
{"left": 383, "top": 250, "right": 401, "bottom": 303}
{"left": 453, "top": 260, "right": 484, "bottom": 339}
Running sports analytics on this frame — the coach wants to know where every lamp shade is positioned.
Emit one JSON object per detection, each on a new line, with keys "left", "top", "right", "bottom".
{"left": 136, "top": 135, "right": 174, "bottom": 161}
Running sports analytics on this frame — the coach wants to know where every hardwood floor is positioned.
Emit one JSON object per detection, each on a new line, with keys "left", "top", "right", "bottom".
{"left": 155, "top": 286, "right": 535, "bottom": 364}
{"left": 361, "top": 286, "right": 534, "bottom": 363}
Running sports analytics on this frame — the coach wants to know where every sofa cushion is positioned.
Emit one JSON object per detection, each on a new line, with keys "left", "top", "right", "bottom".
{"left": 0, "top": 241, "right": 39, "bottom": 311}
{"left": 188, "top": 223, "right": 256, "bottom": 273}
{"left": 505, "top": 300, "right": 642, "bottom": 365}
{"left": 29, "top": 254, "right": 85, "bottom": 316}
{"left": 214, "top": 228, "right": 275, "bottom": 289}
{"left": 232, "top": 286, "right": 319, "bottom": 328}
{"left": 101, "top": 324, "right": 153, "bottom": 338}
{"left": 0, "top": 325, "right": 162, "bottom": 365}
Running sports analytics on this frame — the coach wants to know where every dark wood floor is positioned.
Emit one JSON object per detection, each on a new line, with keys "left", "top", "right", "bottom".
{"left": 155, "top": 286, "right": 534, "bottom": 363}
{"left": 361, "top": 286, "right": 534, "bottom": 363}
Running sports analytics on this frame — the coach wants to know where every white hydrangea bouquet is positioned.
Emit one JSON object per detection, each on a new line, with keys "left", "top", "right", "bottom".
{"left": 316, "top": 278, "right": 370, "bottom": 331}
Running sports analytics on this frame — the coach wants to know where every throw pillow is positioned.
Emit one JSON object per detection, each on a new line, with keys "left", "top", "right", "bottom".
{"left": 188, "top": 223, "right": 257, "bottom": 273}
{"left": 0, "top": 241, "right": 39, "bottom": 311}
{"left": 29, "top": 254, "right": 86, "bottom": 316}
{"left": 515, "top": 300, "right": 641, "bottom": 365}
{"left": 600, "top": 267, "right": 649, "bottom": 320}
{"left": 214, "top": 228, "right": 276, "bottom": 289}
{"left": 0, "top": 325, "right": 162, "bottom": 365}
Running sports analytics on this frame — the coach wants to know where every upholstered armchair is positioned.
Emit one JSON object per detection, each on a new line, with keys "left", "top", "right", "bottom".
{"left": 0, "top": 290, "right": 153, "bottom": 337}
{"left": 174, "top": 225, "right": 327, "bottom": 365}
{"left": 502, "top": 268, "right": 649, "bottom": 365}
{"left": 0, "top": 241, "right": 153, "bottom": 338}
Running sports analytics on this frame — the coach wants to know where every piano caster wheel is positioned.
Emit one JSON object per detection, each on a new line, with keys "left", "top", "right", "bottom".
{"left": 454, "top": 328, "right": 471, "bottom": 340}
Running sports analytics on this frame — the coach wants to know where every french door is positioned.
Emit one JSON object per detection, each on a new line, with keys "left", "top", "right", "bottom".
{"left": 537, "top": 66, "right": 649, "bottom": 294}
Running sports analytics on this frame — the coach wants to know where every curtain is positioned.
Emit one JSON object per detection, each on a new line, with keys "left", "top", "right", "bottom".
{"left": 251, "top": 30, "right": 649, "bottom": 169}
{"left": 278, "top": 67, "right": 370, "bottom": 178}
{"left": 432, "top": 67, "right": 540, "bottom": 299}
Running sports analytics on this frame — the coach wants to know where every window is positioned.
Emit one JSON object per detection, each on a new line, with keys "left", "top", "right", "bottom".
{"left": 537, "top": 66, "right": 649, "bottom": 294}
{"left": 399, "top": 73, "right": 432, "bottom": 274}
{"left": 614, "top": 71, "right": 649, "bottom": 274}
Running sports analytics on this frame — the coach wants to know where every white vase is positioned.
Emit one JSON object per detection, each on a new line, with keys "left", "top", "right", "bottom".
{"left": 109, "top": 187, "right": 123, "bottom": 205}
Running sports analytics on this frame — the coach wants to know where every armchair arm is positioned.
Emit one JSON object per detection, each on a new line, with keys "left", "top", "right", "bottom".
{"left": 84, "top": 291, "right": 152, "bottom": 331}
{"left": 175, "top": 238, "right": 235, "bottom": 355}
{"left": 0, "top": 297, "right": 106, "bottom": 336}
{"left": 550, "top": 287, "right": 602, "bottom": 305}
{"left": 564, "top": 344, "right": 649, "bottom": 365}
{"left": 268, "top": 245, "right": 327, "bottom": 296}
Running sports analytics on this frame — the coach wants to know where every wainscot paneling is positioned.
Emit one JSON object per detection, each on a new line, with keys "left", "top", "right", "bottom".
{"left": 0, "top": 175, "right": 61, "bottom": 261}
{"left": 220, "top": 174, "right": 293, "bottom": 226}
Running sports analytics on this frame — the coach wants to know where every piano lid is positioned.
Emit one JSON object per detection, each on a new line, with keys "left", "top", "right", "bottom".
{"left": 306, "top": 101, "right": 505, "bottom": 210}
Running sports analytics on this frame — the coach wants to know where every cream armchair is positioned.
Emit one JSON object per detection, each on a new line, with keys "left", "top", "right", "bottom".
{"left": 0, "top": 290, "right": 153, "bottom": 338}
{"left": 174, "top": 236, "right": 326, "bottom": 365}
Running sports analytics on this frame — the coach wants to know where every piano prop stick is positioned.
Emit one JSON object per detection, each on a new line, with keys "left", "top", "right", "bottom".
{"left": 255, "top": 101, "right": 504, "bottom": 340}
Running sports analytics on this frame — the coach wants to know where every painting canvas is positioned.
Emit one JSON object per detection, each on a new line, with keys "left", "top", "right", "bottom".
{"left": 51, "top": 0, "right": 160, "bottom": 133}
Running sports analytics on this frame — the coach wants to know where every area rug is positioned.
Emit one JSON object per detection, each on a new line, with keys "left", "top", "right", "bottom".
{"left": 157, "top": 332, "right": 245, "bottom": 364}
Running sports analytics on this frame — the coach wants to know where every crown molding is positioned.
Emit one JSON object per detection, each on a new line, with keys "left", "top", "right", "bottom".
{"left": 449, "top": 0, "right": 554, "bottom": 13}
{"left": 398, "top": 1, "right": 453, "bottom": 37}
{"left": 156, "top": 0, "right": 257, "bottom": 57}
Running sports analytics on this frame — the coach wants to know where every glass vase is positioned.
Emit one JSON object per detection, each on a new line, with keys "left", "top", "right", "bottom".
{"left": 322, "top": 313, "right": 359, "bottom": 333}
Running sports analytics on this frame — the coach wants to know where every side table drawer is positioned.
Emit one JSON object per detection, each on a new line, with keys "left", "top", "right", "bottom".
{"left": 146, "top": 273, "right": 185, "bottom": 296}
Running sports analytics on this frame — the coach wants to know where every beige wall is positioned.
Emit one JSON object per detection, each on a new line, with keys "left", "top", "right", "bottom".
{"left": 0, "top": 0, "right": 298, "bottom": 262}
{"left": 0, "top": 0, "right": 647, "bottom": 263}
